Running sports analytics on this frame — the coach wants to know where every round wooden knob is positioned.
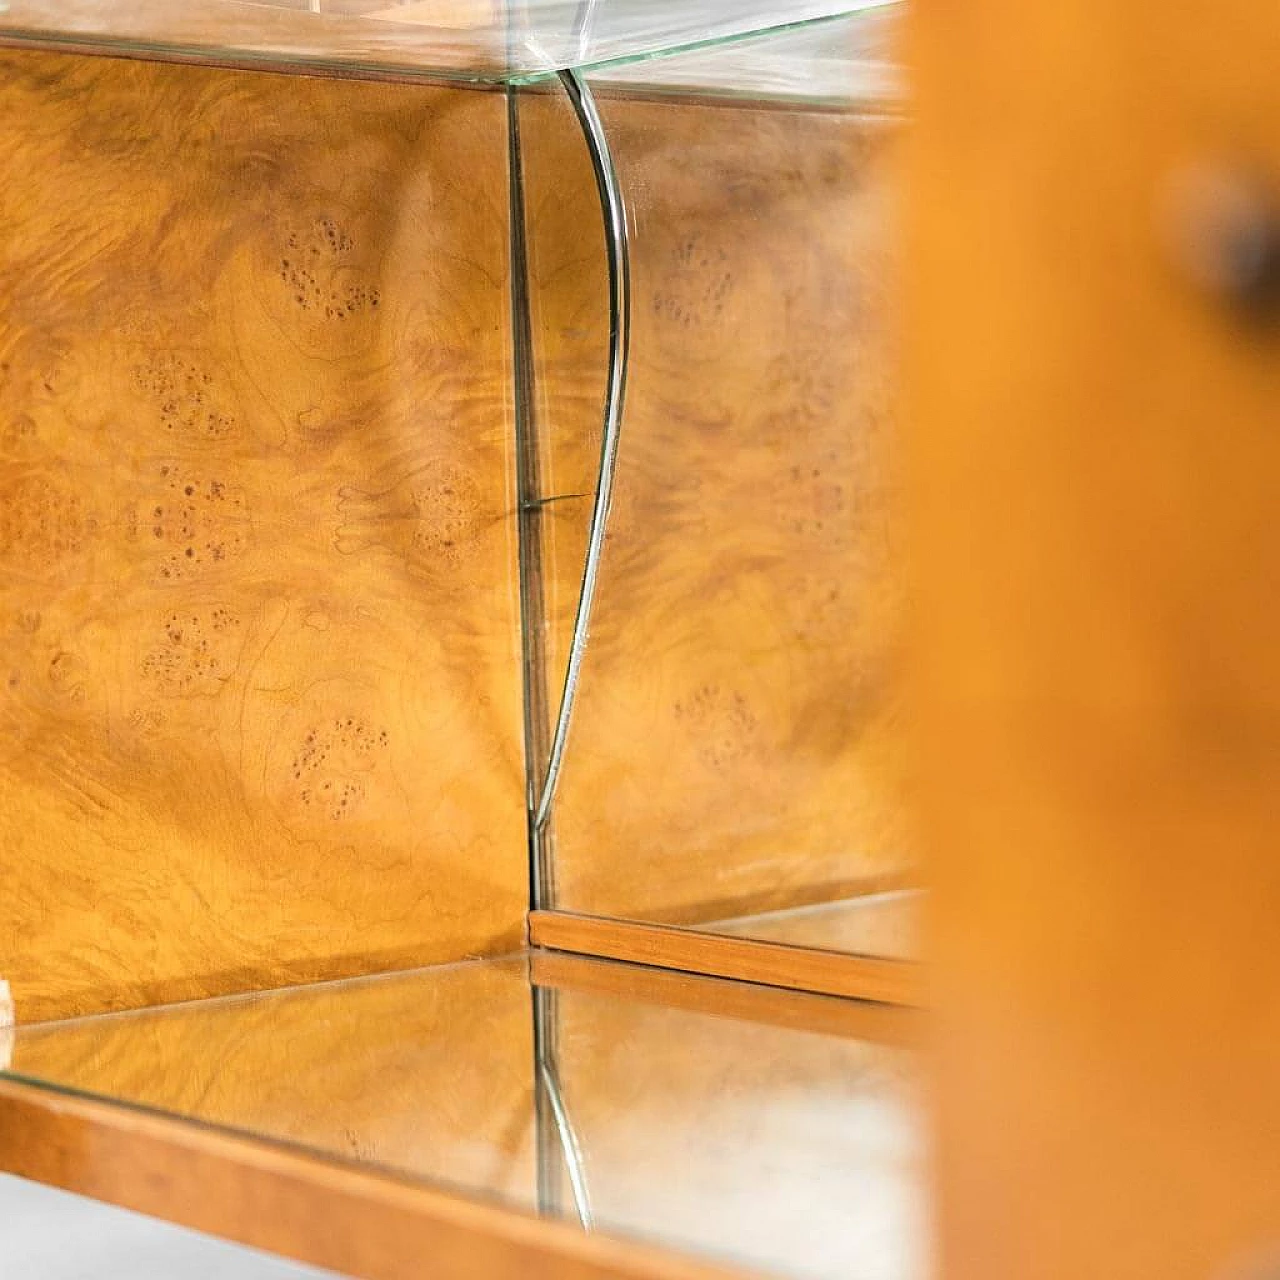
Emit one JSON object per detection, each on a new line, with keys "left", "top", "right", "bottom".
{"left": 1161, "top": 163, "right": 1280, "bottom": 317}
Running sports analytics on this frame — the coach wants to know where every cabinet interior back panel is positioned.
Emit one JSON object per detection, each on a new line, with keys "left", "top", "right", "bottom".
{"left": 0, "top": 51, "right": 525, "bottom": 1023}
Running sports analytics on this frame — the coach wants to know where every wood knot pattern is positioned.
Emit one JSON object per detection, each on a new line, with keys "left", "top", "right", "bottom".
{"left": 133, "top": 465, "right": 249, "bottom": 583}
{"left": 756, "top": 348, "right": 845, "bottom": 440}
{"left": 0, "top": 472, "right": 95, "bottom": 568}
{"left": 0, "top": 414, "right": 39, "bottom": 455}
{"left": 673, "top": 684, "right": 761, "bottom": 771}
{"left": 139, "top": 606, "right": 243, "bottom": 697}
{"left": 652, "top": 236, "right": 736, "bottom": 337}
{"left": 279, "top": 216, "right": 382, "bottom": 323}
{"left": 289, "top": 716, "right": 391, "bottom": 822}
{"left": 131, "top": 352, "right": 240, "bottom": 442}
{"left": 791, "top": 463, "right": 847, "bottom": 537}
{"left": 336, "top": 463, "right": 484, "bottom": 575}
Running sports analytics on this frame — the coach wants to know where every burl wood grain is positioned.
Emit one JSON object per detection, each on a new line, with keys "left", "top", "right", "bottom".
{"left": 0, "top": 51, "right": 525, "bottom": 1023}
{"left": 13, "top": 957, "right": 535, "bottom": 1201}
{"left": 910, "top": 2, "right": 1280, "bottom": 1278}
{"left": 519, "top": 91, "right": 911, "bottom": 924}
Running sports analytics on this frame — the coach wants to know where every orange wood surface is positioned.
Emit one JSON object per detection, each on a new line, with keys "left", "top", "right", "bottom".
{"left": 0, "top": 50, "right": 526, "bottom": 1023}
{"left": 519, "top": 88, "right": 913, "bottom": 928}
{"left": 910, "top": 3, "right": 1280, "bottom": 1278}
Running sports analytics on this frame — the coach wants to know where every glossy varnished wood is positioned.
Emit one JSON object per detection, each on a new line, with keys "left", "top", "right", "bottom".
{"left": 519, "top": 90, "right": 913, "bottom": 928}
{"left": 0, "top": 50, "right": 525, "bottom": 1023}
{"left": 530, "top": 911, "right": 921, "bottom": 1005}
{"left": 0, "top": 1075, "right": 741, "bottom": 1280}
{"left": 910, "top": 3, "right": 1280, "bottom": 1278}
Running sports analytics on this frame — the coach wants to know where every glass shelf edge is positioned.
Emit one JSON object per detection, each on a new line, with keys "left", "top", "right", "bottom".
{"left": 0, "top": 0, "right": 898, "bottom": 89}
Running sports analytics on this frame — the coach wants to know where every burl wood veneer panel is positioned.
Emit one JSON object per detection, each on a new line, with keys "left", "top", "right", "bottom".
{"left": 0, "top": 51, "right": 524, "bottom": 1023}
{"left": 521, "top": 91, "right": 911, "bottom": 923}
{"left": 12, "top": 957, "right": 536, "bottom": 1204}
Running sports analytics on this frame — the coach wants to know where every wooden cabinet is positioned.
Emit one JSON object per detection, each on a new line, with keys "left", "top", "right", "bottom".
{"left": 2, "top": 0, "right": 1276, "bottom": 1277}
{"left": 911, "top": 3, "right": 1280, "bottom": 1278}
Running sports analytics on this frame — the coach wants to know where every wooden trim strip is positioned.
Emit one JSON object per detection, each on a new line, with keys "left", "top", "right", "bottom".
{"left": 530, "top": 950, "right": 921, "bottom": 1046}
{"left": 528, "top": 912, "right": 922, "bottom": 1007}
{"left": 0, "top": 1076, "right": 743, "bottom": 1280}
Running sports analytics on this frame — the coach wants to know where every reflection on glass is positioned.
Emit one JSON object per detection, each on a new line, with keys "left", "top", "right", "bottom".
{"left": 709, "top": 889, "right": 922, "bottom": 959}
{"left": 546, "top": 979, "right": 925, "bottom": 1280}
{"left": 9, "top": 958, "right": 539, "bottom": 1209}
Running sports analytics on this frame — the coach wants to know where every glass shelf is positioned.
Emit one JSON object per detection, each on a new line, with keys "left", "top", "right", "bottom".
{"left": 3, "top": 953, "right": 924, "bottom": 1280}
{"left": 0, "top": 0, "right": 896, "bottom": 85}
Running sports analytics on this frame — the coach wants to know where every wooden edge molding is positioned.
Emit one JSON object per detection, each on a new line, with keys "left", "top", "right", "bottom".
{"left": 528, "top": 912, "right": 923, "bottom": 1007}
{"left": 0, "top": 1076, "right": 744, "bottom": 1280}
{"left": 530, "top": 950, "right": 921, "bottom": 1047}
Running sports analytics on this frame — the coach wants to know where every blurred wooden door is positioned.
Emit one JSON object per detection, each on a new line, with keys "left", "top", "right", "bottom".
{"left": 910, "top": 4, "right": 1280, "bottom": 1279}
